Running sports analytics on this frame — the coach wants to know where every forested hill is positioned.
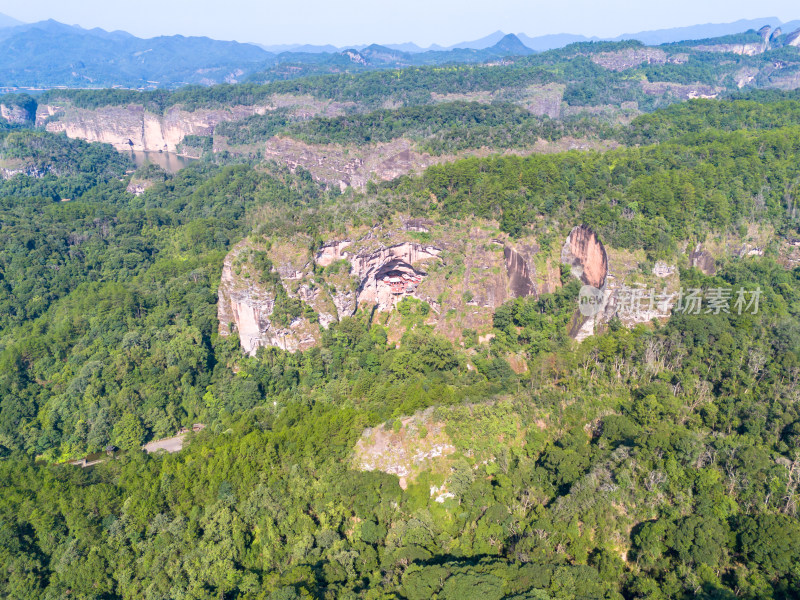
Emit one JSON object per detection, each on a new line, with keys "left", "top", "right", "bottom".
{"left": 6, "top": 28, "right": 797, "bottom": 189}
{"left": 1, "top": 79, "right": 800, "bottom": 599}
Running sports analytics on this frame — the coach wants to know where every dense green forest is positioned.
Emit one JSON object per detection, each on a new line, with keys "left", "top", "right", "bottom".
{"left": 1, "top": 86, "right": 800, "bottom": 599}
{"left": 206, "top": 101, "right": 610, "bottom": 154}
{"left": 33, "top": 38, "right": 800, "bottom": 114}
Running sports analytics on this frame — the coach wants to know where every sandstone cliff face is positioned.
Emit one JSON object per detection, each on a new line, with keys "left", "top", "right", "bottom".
{"left": 218, "top": 218, "right": 547, "bottom": 353}
{"left": 262, "top": 136, "right": 442, "bottom": 190}
{"left": 591, "top": 48, "right": 687, "bottom": 72}
{"left": 39, "top": 104, "right": 269, "bottom": 153}
{"left": 0, "top": 103, "right": 34, "bottom": 125}
{"left": 349, "top": 242, "right": 442, "bottom": 312}
{"left": 36, "top": 94, "right": 355, "bottom": 155}
{"left": 504, "top": 245, "right": 537, "bottom": 297}
{"left": 787, "top": 29, "right": 800, "bottom": 47}
{"left": 217, "top": 242, "right": 328, "bottom": 355}
{"left": 561, "top": 225, "right": 608, "bottom": 289}
{"left": 693, "top": 42, "right": 766, "bottom": 56}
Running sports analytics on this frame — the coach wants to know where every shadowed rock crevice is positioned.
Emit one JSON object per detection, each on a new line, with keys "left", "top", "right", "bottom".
{"left": 504, "top": 245, "right": 537, "bottom": 298}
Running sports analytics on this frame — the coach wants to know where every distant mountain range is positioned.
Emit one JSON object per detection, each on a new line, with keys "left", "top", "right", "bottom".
{"left": 0, "top": 18, "right": 270, "bottom": 88}
{"left": 1, "top": 12, "right": 800, "bottom": 90}
{"left": 0, "top": 12, "right": 22, "bottom": 29}
{"left": 258, "top": 17, "right": 800, "bottom": 53}
{"left": 0, "top": 19, "right": 536, "bottom": 89}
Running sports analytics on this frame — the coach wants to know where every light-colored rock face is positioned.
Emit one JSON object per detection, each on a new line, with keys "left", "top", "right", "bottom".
{"left": 591, "top": 48, "right": 681, "bottom": 72}
{"left": 217, "top": 243, "right": 324, "bottom": 356}
{"left": 641, "top": 81, "right": 720, "bottom": 100}
{"left": 0, "top": 103, "right": 33, "bottom": 125}
{"left": 787, "top": 29, "right": 800, "bottom": 47}
{"left": 353, "top": 412, "right": 456, "bottom": 486}
{"left": 126, "top": 180, "right": 154, "bottom": 196}
{"left": 261, "top": 136, "right": 442, "bottom": 190}
{"left": 561, "top": 225, "right": 608, "bottom": 289}
{"left": 350, "top": 243, "right": 442, "bottom": 311}
{"left": 38, "top": 104, "right": 270, "bottom": 153}
{"left": 217, "top": 220, "right": 548, "bottom": 353}
{"left": 690, "top": 244, "right": 716, "bottom": 275}
{"left": 693, "top": 42, "right": 766, "bottom": 56}
{"left": 652, "top": 262, "right": 676, "bottom": 278}
{"left": 314, "top": 241, "right": 353, "bottom": 267}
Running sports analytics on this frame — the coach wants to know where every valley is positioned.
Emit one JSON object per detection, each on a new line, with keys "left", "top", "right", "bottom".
{"left": 1, "top": 17, "right": 800, "bottom": 600}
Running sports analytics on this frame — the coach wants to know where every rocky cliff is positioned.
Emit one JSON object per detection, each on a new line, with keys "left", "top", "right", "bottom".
{"left": 693, "top": 42, "right": 766, "bottom": 56}
{"left": 218, "top": 217, "right": 790, "bottom": 352}
{"left": 1, "top": 103, "right": 34, "bottom": 125}
{"left": 217, "top": 217, "right": 551, "bottom": 354}
{"left": 38, "top": 103, "right": 271, "bottom": 153}
{"left": 35, "top": 94, "right": 356, "bottom": 154}
{"left": 561, "top": 225, "right": 608, "bottom": 289}
{"left": 591, "top": 48, "right": 688, "bottom": 72}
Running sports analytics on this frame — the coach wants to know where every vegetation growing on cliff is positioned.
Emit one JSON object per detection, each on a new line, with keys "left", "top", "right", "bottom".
{"left": 1, "top": 82, "right": 800, "bottom": 600}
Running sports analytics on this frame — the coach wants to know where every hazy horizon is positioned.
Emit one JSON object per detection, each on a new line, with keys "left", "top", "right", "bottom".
{"left": 0, "top": 1, "right": 798, "bottom": 47}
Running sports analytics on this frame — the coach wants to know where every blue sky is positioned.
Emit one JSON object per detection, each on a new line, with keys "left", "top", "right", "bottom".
{"left": 1, "top": 0, "right": 798, "bottom": 46}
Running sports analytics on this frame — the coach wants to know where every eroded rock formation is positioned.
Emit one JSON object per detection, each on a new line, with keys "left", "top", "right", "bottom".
{"left": 315, "top": 240, "right": 353, "bottom": 267}
{"left": 1, "top": 103, "right": 34, "bottom": 125}
{"left": 690, "top": 244, "right": 717, "bottom": 275}
{"left": 504, "top": 245, "right": 537, "bottom": 298}
{"left": 39, "top": 104, "right": 268, "bottom": 153}
{"left": 561, "top": 225, "right": 608, "bottom": 289}
{"left": 217, "top": 219, "right": 552, "bottom": 354}
{"left": 217, "top": 243, "right": 325, "bottom": 355}
{"left": 350, "top": 243, "right": 441, "bottom": 311}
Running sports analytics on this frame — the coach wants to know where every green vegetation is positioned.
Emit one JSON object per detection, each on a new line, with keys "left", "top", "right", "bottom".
{"left": 281, "top": 101, "right": 611, "bottom": 154}
{"left": 418, "top": 125, "right": 800, "bottom": 250}
{"left": 627, "top": 95, "right": 800, "bottom": 142}
{"left": 2, "top": 76, "right": 800, "bottom": 600}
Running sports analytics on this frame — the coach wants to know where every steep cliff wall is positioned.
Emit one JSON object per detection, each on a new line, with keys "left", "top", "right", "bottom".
{"left": 591, "top": 48, "right": 688, "bottom": 72}
{"left": 217, "top": 242, "right": 332, "bottom": 355}
{"left": 561, "top": 225, "right": 608, "bottom": 289}
{"left": 218, "top": 219, "right": 546, "bottom": 353}
{"left": 219, "top": 219, "right": 781, "bottom": 352}
{"left": 39, "top": 104, "right": 269, "bottom": 153}
{"left": 504, "top": 245, "right": 537, "bottom": 297}
{"left": 693, "top": 42, "right": 766, "bottom": 56}
{"left": 262, "top": 137, "right": 443, "bottom": 190}
{"left": 1, "top": 103, "right": 34, "bottom": 125}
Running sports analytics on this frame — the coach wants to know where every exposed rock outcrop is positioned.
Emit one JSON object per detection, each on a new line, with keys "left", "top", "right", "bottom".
{"left": 218, "top": 219, "right": 550, "bottom": 353}
{"left": 0, "top": 103, "right": 34, "bottom": 125}
{"left": 591, "top": 48, "right": 687, "bottom": 72}
{"left": 504, "top": 245, "right": 537, "bottom": 297}
{"left": 314, "top": 240, "right": 353, "bottom": 267}
{"left": 350, "top": 243, "right": 442, "bottom": 312}
{"left": 693, "top": 42, "right": 765, "bottom": 56}
{"left": 787, "top": 29, "right": 800, "bottom": 47}
{"left": 641, "top": 81, "right": 720, "bottom": 100}
{"left": 39, "top": 103, "right": 269, "bottom": 153}
{"left": 261, "top": 136, "right": 441, "bottom": 190}
{"left": 561, "top": 225, "right": 608, "bottom": 289}
{"left": 690, "top": 244, "right": 717, "bottom": 275}
{"left": 126, "top": 180, "right": 154, "bottom": 196}
{"left": 217, "top": 242, "right": 325, "bottom": 355}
